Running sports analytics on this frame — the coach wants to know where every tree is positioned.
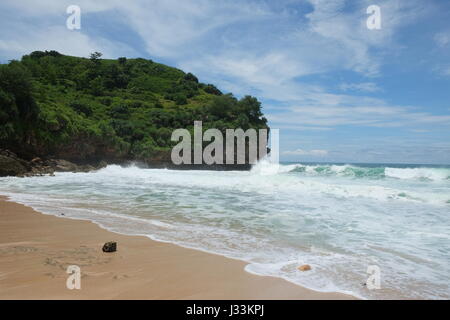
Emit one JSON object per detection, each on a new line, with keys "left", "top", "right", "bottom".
{"left": 103, "top": 64, "right": 129, "bottom": 89}
{"left": 89, "top": 76, "right": 104, "bottom": 96}
{"left": 0, "top": 63, "right": 39, "bottom": 121}
{"left": 184, "top": 72, "right": 198, "bottom": 83}
{"left": 174, "top": 94, "right": 187, "bottom": 105}
{"left": 0, "top": 51, "right": 269, "bottom": 163}
{"left": 69, "top": 101, "right": 92, "bottom": 117}
{"left": 204, "top": 84, "right": 222, "bottom": 95}
{"left": 0, "top": 62, "right": 40, "bottom": 150}
{"left": 29, "top": 50, "right": 61, "bottom": 59}
{"left": 238, "top": 96, "right": 263, "bottom": 122}
{"left": 89, "top": 52, "right": 103, "bottom": 62}
{"left": 208, "top": 94, "right": 237, "bottom": 119}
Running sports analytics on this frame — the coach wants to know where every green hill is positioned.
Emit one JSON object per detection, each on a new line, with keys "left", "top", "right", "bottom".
{"left": 0, "top": 51, "right": 268, "bottom": 165}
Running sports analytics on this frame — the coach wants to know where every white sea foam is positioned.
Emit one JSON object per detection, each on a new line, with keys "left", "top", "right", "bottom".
{"left": 252, "top": 160, "right": 450, "bottom": 181}
{"left": 1, "top": 162, "right": 449, "bottom": 299}
{"left": 385, "top": 167, "right": 450, "bottom": 181}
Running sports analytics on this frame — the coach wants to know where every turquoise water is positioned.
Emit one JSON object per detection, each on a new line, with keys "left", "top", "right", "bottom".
{"left": 1, "top": 160, "right": 449, "bottom": 299}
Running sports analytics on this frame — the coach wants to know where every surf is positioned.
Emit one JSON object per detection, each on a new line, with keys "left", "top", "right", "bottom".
{"left": 251, "top": 161, "right": 450, "bottom": 181}
{"left": 1, "top": 161, "right": 449, "bottom": 299}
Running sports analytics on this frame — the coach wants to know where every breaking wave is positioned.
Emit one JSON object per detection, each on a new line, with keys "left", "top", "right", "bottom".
{"left": 252, "top": 160, "right": 450, "bottom": 181}
{"left": 1, "top": 160, "right": 450, "bottom": 299}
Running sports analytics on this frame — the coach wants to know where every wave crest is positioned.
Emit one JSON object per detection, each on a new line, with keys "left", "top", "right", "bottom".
{"left": 253, "top": 161, "right": 450, "bottom": 181}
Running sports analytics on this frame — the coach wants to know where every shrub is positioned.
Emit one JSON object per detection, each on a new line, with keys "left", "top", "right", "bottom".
{"left": 69, "top": 101, "right": 93, "bottom": 116}
{"left": 204, "top": 84, "right": 222, "bottom": 95}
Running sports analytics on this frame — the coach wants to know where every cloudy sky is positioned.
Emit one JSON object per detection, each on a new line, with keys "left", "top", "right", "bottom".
{"left": 1, "top": 0, "right": 449, "bottom": 164}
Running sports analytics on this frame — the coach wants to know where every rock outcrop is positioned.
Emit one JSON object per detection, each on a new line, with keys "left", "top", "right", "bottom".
{"left": 0, "top": 149, "right": 108, "bottom": 177}
{"left": 0, "top": 150, "right": 29, "bottom": 176}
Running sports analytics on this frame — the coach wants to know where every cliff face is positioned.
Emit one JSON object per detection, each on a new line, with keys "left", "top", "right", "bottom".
{"left": 0, "top": 51, "right": 269, "bottom": 170}
{"left": 0, "top": 151, "right": 28, "bottom": 176}
{"left": 0, "top": 149, "right": 108, "bottom": 177}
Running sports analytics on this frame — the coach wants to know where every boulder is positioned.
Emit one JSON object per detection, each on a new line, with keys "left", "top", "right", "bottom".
{"left": 0, "top": 149, "right": 18, "bottom": 158}
{"left": 0, "top": 149, "right": 108, "bottom": 177}
{"left": 53, "top": 159, "right": 79, "bottom": 172}
{"left": 31, "top": 157, "right": 42, "bottom": 163}
{"left": 0, "top": 155, "right": 28, "bottom": 177}
{"left": 102, "top": 241, "right": 117, "bottom": 253}
{"left": 96, "top": 161, "right": 108, "bottom": 170}
{"left": 79, "top": 165, "right": 95, "bottom": 173}
{"left": 298, "top": 264, "right": 312, "bottom": 272}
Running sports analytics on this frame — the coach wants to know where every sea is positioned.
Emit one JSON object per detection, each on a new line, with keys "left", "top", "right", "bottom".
{"left": 1, "top": 160, "right": 449, "bottom": 299}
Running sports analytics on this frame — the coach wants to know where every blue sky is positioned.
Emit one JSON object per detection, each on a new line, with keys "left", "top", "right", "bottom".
{"left": 1, "top": 0, "right": 449, "bottom": 164}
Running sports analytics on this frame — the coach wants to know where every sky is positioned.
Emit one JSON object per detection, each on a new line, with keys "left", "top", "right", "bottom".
{"left": 1, "top": 0, "right": 449, "bottom": 164}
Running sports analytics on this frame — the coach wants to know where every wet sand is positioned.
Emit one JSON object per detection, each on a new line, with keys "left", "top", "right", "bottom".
{"left": 0, "top": 196, "right": 354, "bottom": 300}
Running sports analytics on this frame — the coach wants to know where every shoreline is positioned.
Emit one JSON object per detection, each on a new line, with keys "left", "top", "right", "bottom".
{"left": 0, "top": 195, "right": 355, "bottom": 300}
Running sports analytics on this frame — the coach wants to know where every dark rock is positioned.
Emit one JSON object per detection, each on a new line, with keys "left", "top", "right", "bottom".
{"left": 96, "top": 161, "right": 108, "bottom": 170}
{"left": 0, "top": 149, "right": 18, "bottom": 158}
{"left": 79, "top": 165, "right": 95, "bottom": 172}
{"left": 0, "top": 149, "right": 108, "bottom": 177}
{"left": 0, "top": 155, "right": 28, "bottom": 177}
{"left": 31, "top": 157, "right": 42, "bottom": 163}
{"left": 53, "top": 159, "right": 79, "bottom": 172}
{"left": 102, "top": 241, "right": 117, "bottom": 253}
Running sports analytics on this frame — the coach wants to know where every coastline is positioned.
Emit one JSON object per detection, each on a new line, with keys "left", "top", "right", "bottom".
{"left": 0, "top": 196, "right": 355, "bottom": 300}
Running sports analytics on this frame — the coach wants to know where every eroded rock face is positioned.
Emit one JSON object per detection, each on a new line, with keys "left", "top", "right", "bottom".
{"left": 0, "top": 151, "right": 29, "bottom": 177}
{"left": 51, "top": 159, "right": 80, "bottom": 172}
{"left": 0, "top": 149, "right": 109, "bottom": 177}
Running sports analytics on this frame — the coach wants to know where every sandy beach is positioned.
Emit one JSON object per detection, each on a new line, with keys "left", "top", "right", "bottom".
{"left": 0, "top": 196, "right": 353, "bottom": 300}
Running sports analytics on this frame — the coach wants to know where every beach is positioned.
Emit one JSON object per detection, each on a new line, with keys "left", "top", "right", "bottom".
{"left": 0, "top": 196, "right": 353, "bottom": 300}
{"left": 1, "top": 162, "right": 449, "bottom": 299}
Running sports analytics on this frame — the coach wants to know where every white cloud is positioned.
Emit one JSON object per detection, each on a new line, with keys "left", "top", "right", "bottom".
{"left": 431, "top": 64, "right": 450, "bottom": 77}
{"left": 0, "top": 25, "right": 137, "bottom": 60}
{"left": 434, "top": 32, "right": 450, "bottom": 47}
{"left": 275, "top": 125, "right": 334, "bottom": 131}
{"left": 283, "top": 149, "right": 329, "bottom": 156}
{"left": 339, "top": 82, "right": 381, "bottom": 93}
{"left": 443, "top": 66, "right": 450, "bottom": 76}
{"left": 0, "top": 0, "right": 446, "bottom": 134}
{"left": 0, "top": 0, "right": 430, "bottom": 80}
{"left": 0, "top": 0, "right": 138, "bottom": 60}
{"left": 269, "top": 102, "right": 450, "bottom": 128}
{"left": 1, "top": 0, "right": 122, "bottom": 15}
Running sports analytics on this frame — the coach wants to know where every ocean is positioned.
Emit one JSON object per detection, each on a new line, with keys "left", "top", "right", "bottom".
{"left": 1, "top": 160, "right": 449, "bottom": 299}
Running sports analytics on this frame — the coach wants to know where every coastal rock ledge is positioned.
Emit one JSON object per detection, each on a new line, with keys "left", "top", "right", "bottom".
{"left": 0, "top": 149, "right": 107, "bottom": 177}
{"left": 0, "top": 151, "right": 28, "bottom": 176}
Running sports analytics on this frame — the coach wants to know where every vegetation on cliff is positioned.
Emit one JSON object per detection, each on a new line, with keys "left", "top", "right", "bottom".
{"left": 0, "top": 51, "right": 268, "bottom": 163}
